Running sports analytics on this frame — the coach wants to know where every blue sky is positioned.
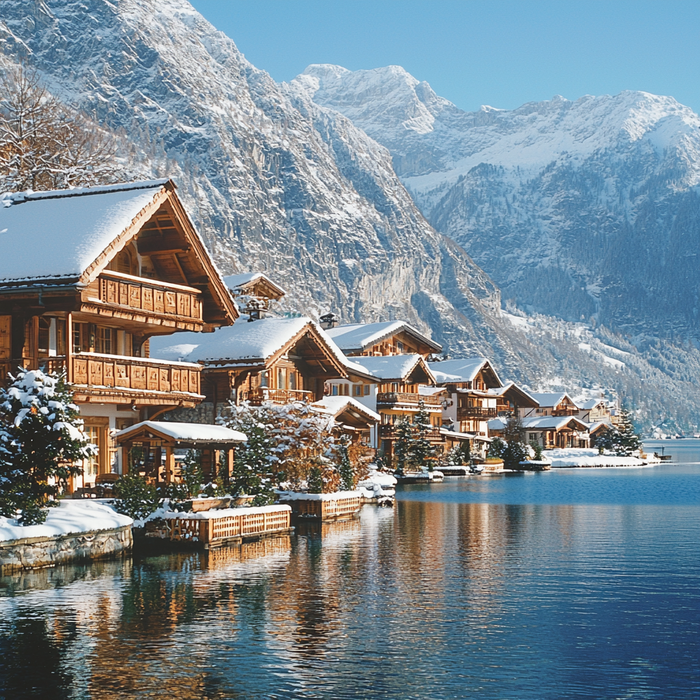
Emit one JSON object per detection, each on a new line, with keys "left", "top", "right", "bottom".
{"left": 188, "top": 0, "right": 700, "bottom": 114}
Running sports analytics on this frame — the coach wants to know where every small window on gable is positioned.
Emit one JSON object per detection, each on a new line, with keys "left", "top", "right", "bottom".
{"left": 364, "top": 384, "right": 370, "bottom": 396}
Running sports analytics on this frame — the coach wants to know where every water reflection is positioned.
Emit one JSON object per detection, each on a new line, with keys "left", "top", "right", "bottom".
{"left": 1, "top": 473, "right": 699, "bottom": 699}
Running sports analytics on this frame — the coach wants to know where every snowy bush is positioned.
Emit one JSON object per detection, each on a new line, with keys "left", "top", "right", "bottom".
{"left": 0, "top": 368, "right": 96, "bottom": 525}
{"left": 113, "top": 474, "right": 161, "bottom": 521}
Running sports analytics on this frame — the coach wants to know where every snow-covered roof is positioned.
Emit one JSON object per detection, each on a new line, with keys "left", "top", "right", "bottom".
{"left": 419, "top": 386, "right": 445, "bottom": 396}
{"left": 578, "top": 398, "right": 606, "bottom": 410}
{"left": 528, "top": 392, "right": 577, "bottom": 408}
{"left": 150, "top": 317, "right": 310, "bottom": 363}
{"left": 521, "top": 416, "right": 589, "bottom": 431}
{"left": 348, "top": 354, "right": 435, "bottom": 382}
{"left": 222, "top": 272, "right": 287, "bottom": 297}
{"left": 310, "top": 396, "right": 381, "bottom": 423}
{"left": 428, "top": 357, "right": 502, "bottom": 386}
{"left": 326, "top": 320, "right": 441, "bottom": 353}
{"left": 0, "top": 180, "right": 169, "bottom": 284}
{"left": 115, "top": 421, "right": 246, "bottom": 444}
{"left": 488, "top": 418, "right": 506, "bottom": 432}
{"left": 487, "top": 382, "right": 539, "bottom": 407}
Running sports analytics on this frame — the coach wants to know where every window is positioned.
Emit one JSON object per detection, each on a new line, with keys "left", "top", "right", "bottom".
{"left": 363, "top": 384, "right": 370, "bottom": 396}
{"left": 353, "top": 384, "right": 362, "bottom": 397}
{"left": 331, "top": 384, "right": 339, "bottom": 396}
{"left": 277, "top": 368, "right": 285, "bottom": 390}
{"left": 96, "top": 327, "right": 113, "bottom": 354}
{"left": 290, "top": 372, "right": 297, "bottom": 390}
{"left": 38, "top": 317, "right": 51, "bottom": 358}
{"left": 83, "top": 425, "right": 100, "bottom": 480}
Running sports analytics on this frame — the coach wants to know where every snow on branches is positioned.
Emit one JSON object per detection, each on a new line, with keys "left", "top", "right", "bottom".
{"left": 0, "top": 368, "right": 96, "bottom": 525}
{"left": 0, "top": 64, "right": 123, "bottom": 193}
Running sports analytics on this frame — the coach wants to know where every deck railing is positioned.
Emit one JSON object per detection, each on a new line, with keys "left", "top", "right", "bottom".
{"left": 166, "top": 506, "right": 292, "bottom": 546}
{"left": 378, "top": 424, "right": 443, "bottom": 440}
{"left": 95, "top": 270, "right": 202, "bottom": 322}
{"left": 240, "top": 388, "right": 313, "bottom": 405}
{"left": 457, "top": 406, "right": 498, "bottom": 419}
{"left": 377, "top": 392, "right": 441, "bottom": 406}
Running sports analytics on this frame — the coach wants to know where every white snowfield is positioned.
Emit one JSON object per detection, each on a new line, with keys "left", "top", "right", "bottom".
{"left": 0, "top": 500, "right": 132, "bottom": 543}
{"left": 546, "top": 448, "right": 654, "bottom": 468}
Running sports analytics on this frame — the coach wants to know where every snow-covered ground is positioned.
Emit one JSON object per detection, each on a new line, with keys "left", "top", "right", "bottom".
{"left": 0, "top": 500, "right": 132, "bottom": 543}
{"left": 357, "top": 470, "right": 397, "bottom": 499}
{"left": 546, "top": 448, "right": 656, "bottom": 468}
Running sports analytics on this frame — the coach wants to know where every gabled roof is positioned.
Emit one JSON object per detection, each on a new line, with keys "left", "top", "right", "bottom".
{"left": 521, "top": 416, "right": 589, "bottom": 431}
{"left": 326, "top": 320, "right": 442, "bottom": 354}
{"left": 223, "top": 272, "right": 286, "bottom": 300}
{"left": 150, "top": 316, "right": 349, "bottom": 377}
{"left": 115, "top": 421, "right": 246, "bottom": 445}
{"left": 428, "top": 357, "right": 502, "bottom": 387}
{"left": 529, "top": 392, "right": 578, "bottom": 409}
{"left": 488, "top": 381, "right": 539, "bottom": 408}
{"left": 310, "top": 396, "right": 381, "bottom": 424}
{"left": 349, "top": 354, "right": 436, "bottom": 384}
{"left": 0, "top": 179, "right": 237, "bottom": 324}
{"left": 578, "top": 398, "right": 607, "bottom": 410}
{"left": 0, "top": 180, "right": 169, "bottom": 284}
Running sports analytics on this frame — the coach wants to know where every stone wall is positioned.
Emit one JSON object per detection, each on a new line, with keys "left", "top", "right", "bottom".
{"left": 0, "top": 525, "right": 133, "bottom": 575}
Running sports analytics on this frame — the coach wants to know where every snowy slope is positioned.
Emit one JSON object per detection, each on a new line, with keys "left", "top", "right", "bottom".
{"left": 299, "top": 65, "right": 700, "bottom": 336}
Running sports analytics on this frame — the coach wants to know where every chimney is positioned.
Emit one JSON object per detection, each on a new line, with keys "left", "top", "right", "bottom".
{"left": 245, "top": 297, "right": 265, "bottom": 322}
{"left": 319, "top": 312, "right": 339, "bottom": 330}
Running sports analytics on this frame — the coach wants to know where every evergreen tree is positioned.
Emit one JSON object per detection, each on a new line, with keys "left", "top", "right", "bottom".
{"left": 488, "top": 437, "right": 506, "bottom": 459}
{"left": 180, "top": 449, "right": 204, "bottom": 498}
{"left": 393, "top": 418, "right": 414, "bottom": 476}
{"left": 337, "top": 436, "right": 355, "bottom": 491}
{"left": 598, "top": 408, "right": 643, "bottom": 456}
{"left": 411, "top": 399, "right": 437, "bottom": 471}
{"left": 307, "top": 464, "right": 324, "bottom": 494}
{"left": 0, "top": 369, "right": 96, "bottom": 525}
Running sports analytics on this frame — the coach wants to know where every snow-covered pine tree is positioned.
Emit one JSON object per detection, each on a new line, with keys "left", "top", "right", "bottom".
{"left": 0, "top": 64, "right": 121, "bottom": 193}
{"left": 337, "top": 436, "right": 355, "bottom": 491}
{"left": 0, "top": 368, "right": 97, "bottom": 524}
{"left": 393, "top": 418, "right": 414, "bottom": 476}
{"left": 411, "top": 398, "right": 437, "bottom": 471}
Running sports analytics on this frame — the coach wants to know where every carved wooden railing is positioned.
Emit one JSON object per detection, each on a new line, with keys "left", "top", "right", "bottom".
{"left": 457, "top": 406, "right": 498, "bottom": 419}
{"left": 95, "top": 271, "right": 202, "bottom": 322}
{"left": 378, "top": 424, "right": 443, "bottom": 440}
{"left": 240, "top": 388, "right": 313, "bottom": 405}
{"left": 376, "top": 392, "right": 441, "bottom": 406}
{"left": 71, "top": 353, "right": 201, "bottom": 395}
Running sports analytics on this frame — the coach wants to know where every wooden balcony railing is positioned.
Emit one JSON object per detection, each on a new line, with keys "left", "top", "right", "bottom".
{"left": 377, "top": 392, "right": 441, "bottom": 406}
{"left": 1, "top": 354, "right": 201, "bottom": 397}
{"left": 379, "top": 424, "right": 443, "bottom": 440}
{"left": 71, "top": 353, "right": 201, "bottom": 395}
{"left": 240, "top": 388, "right": 313, "bottom": 405}
{"left": 95, "top": 270, "right": 202, "bottom": 322}
{"left": 457, "top": 406, "right": 498, "bottom": 420}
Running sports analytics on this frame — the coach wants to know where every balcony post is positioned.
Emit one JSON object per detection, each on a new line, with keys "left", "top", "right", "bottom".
{"left": 65, "top": 313, "right": 73, "bottom": 383}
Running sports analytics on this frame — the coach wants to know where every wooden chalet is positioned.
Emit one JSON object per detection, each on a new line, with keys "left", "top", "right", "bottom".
{"left": 345, "top": 354, "right": 442, "bottom": 460}
{"left": 309, "top": 395, "right": 380, "bottom": 456}
{"left": 489, "top": 415, "right": 590, "bottom": 449}
{"left": 488, "top": 382, "right": 540, "bottom": 417}
{"left": 325, "top": 320, "right": 442, "bottom": 358}
{"left": 428, "top": 358, "right": 502, "bottom": 445}
{"left": 222, "top": 272, "right": 286, "bottom": 316}
{"left": 0, "top": 180, "right": 237, "bottom": 487}
{"left": 518, "top": 392, "right": 579, "bottom": 420}
{"left": 576, "top": 398, "right": 612, "bottom": 423}
{"left": 150, "top": 317, "right": 350, "bottom": 417}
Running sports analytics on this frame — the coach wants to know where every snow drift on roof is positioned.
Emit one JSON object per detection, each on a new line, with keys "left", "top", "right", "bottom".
{"left": 349, "top": 354, "right": 431, "bottom": 381}
{"left": 428, "top": 357, "right": 492, "bottom": 383}
{"left": 528, "top": 392, "right": 576, "bottom": 408}
{"left": 310, "top": 396, "right": 381, "bottom": 422}
{"left": 521, "top": 416, "right": 588, "bottom": 430}
{"left": 115, "top": 421, "right": 246, "bottom": 443}
{"left": 326, "top": 320, "right": 440, "bottom": 352}
{"left": 0, "top": 180, "right": 168, "bottom": 283}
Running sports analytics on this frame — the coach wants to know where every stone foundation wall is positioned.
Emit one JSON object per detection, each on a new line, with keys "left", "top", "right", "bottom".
{"left": 0, "top": 525, "right": 133, "bottom": 575}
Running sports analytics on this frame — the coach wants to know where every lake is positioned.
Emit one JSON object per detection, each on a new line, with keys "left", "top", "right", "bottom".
{"left": 1, "top": 446, "right": 699, "bottom": 699}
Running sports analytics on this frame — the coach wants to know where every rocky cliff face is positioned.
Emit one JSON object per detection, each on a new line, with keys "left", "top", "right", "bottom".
{"left": 299, "top": 64, "right": 700, "bottom": 337}
{"left": 2, "top": 1, "right": 700, "bottom": 432}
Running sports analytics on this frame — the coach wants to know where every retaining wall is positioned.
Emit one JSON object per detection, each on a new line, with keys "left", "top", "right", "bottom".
{"left": 0, "top": 525, "right": 132, "bottom": 575}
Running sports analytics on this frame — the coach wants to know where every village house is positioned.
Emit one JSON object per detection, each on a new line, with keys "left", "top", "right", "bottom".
{"left": 324, "top": 320, "right": 442, "bottom": 358}
{"left": 427, "top": 357, "right": 503, "bottom": 458}
{"left": 517, "top": 392, "right": 580, "bottom": 419}
{"left": 488, "top": 382, "right": 540, "bottom": 417}
{"left": 0, "top": 180, "right": 238, "bottom": 489}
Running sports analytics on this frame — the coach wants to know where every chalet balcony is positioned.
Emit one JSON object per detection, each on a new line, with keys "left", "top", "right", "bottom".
{"left": 457, "top": 406, "right": 498, "bottom": 420}
{"left": 1, "top": 354, "right": 203, "bottom": 405}
{"left": 376, "top": 392, "right": 441, "bottom": 408}
{"left": 239, "top": 388, "right": 313, "bottom": 405}
{"left": 87, "top": 270, "right": 203, "bottom": 329}
{"left": 379, "top": 424, "right": 443, "bottom": 441}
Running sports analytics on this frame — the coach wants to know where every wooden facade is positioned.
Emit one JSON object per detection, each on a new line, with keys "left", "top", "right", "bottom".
{"left": 0, "top": 180, "right": 237, "bottom": 489}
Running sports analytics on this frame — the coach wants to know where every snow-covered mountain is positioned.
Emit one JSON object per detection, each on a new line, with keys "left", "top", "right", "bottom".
{"left": 298, "top": 64, "right": 700, "bottom": 336}
{"left": 2, "top": 1, "right": 700, "bottom": 432}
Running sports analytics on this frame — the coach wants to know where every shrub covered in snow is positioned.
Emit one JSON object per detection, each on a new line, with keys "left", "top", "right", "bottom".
{"left": 0, "top": 368, "right": 96, "bottom": 525}
{"left": 113, "top": 473, "right": 161, "bottom": 521}
{"left": 597, "top": 408, "right": 643, "bottom": 456}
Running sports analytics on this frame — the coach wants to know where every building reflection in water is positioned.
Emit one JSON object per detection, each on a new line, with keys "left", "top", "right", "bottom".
{"left": 1, "top": 498, "right": 688, "bottom": 698}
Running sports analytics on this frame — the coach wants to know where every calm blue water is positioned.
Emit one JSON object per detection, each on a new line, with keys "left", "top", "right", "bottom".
{"left": 1, "top": 447, "right": 699, "bottom": 699}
